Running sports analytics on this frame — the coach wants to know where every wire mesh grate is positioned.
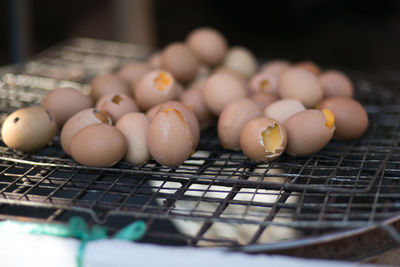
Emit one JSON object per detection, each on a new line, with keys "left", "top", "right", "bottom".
{"left": 0, "top": 39, "right": 400, "bottom": 251}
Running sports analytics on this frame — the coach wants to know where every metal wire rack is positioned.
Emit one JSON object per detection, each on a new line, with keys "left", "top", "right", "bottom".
{"left": 1, "top": 38, "right": 400, "bottom": 261}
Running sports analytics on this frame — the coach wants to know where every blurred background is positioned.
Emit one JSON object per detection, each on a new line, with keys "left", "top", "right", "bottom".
{"left": 2, "top": 0, "right": 400, "bottom": 72}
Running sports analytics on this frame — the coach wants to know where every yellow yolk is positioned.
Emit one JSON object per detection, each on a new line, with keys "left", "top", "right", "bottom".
{"left": 94, "top": 110, "right": 110, "bottom": 123}
{"left": 111, "top": 94, "right": 123, "bottom": 104}
{"left": 322, "top": 109, "right": 335, "bottom": 130}
{"left": 262, "top": 124, "right": 282, "bottom": 153}
{"left": 260, "top": 79, "right": 270, "bottom": 92}
{"left": 154, "top": 72, "right": 172, "bottom": 91}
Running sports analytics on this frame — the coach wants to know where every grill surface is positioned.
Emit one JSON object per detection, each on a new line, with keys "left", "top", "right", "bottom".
{"left": 1, "top": 38, "right": 400, "bottom": 260}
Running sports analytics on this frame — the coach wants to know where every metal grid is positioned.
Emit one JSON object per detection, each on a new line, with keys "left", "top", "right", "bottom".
{"left": 1, "top": 38, "right": 400, "bottom": 259}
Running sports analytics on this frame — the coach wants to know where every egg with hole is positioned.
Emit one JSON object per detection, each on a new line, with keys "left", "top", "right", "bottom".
{"left": 248, "top": 72, "right": 278, "bottom": 95}
{"left": 283, "top": 109, "right": 335, "bottom": 156}
{"left": 70, "top": 123, "right": 127, "bottom": 167}
{"left": 1, "top": 106, "right": 58, "bottom": 152}
{"left": 41, "top": 87, "right": 94, "bottom": 127}
{"left": 96, "top": 93, "right": 139, "bottom": 124}
{"left": 90, "top": 73, "right": 129, "bottom": 101}
{"left": 117, "top": 62, "right": 151, "bottom": 94}
{"left": 240, "top": 117, "right": 287, "bottom": 161}
{"left": 318, "top": 97, "right": 368, "bottom": 140}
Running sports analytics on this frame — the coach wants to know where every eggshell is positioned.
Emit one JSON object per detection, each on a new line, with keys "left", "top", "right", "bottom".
{"left": 264, "top": 99, "right": 306, "bottom": 124}
{"left": 218, "top": 98, "right": 262, "bottom": 151}
{"left": 186, "top": 27, "right": 228, "bottom": 67}
{"left": 148, "top": 52, "right": 163, "bottom": 69}
{"left": 145, "top": 101, "right": 200, "bottom": 150}
{"left": 203, "top": 73, "right": 247, "bottom": 115}
{"left": 283, "top": 109, "right": 335, "bottom": 156}
{"left": 179, "top": 87, "right": 215, "bottom": 130}
{"left": 116, "top": 112, "right": 150, "bottom": 165}
{"left": 248, "top": 72, "right": 278, "bottom": 95}
{"left": 240, "top": 117, "right": 287, "bottom": 161}
{"left": 90, "top": 73, "right": 129, "bottom": 101}
{"left": 69, "top": 123, "right": 127, "bottom": 167}
{"left": 117, "top": 62, "right": 151, "bottom": 94}
{"left": 249, "top": 92, "right": 277, "bottom": 110}
{"left": 134, "top": 70, "right": 180, "bottom": 111}
{"left": 60, "top": 108, "right": 112, "bottom": 155}
{"left": 223, "top": 46, "right": 257, "bottom": 79}
{"left": 41, "top": 87, "right": 94, "bottom": 127}
{"left": 161, "top": 42, "right": 199, "bottom": 83}
{"left": 319, "top": 70, "right": 354, "bottom": 98}
{"left": 147, "top": 108, "right": 193, "bottom": 166}
{"left": 278, "top": 67, "right": 323, "bottom": 108}
{"left": 1, "top": 106, "right": 58, "bottom": 152}
{"left": 318, "top": 97, "right": 368, "bottom": 140}
{"left": 260, "top": 60, "right": 291, "bottom": 78}
{"left": 295, "top": 60, "right": 321, "bottom": 76}
{"left": 96, "top": 93, "right": 139, "bottom": 124}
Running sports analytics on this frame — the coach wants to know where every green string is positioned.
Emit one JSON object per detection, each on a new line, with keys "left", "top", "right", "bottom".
{"left": 0, "top": 217, "right": 146, "bottom": 267}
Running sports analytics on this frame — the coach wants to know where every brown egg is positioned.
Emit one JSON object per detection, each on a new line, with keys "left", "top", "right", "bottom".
{"left": 145, "top": 101, "right": 200, "bottom": 150}
{"left": 134, "top": 70, "right": 180, "bottom": 111}
{"left": 240, "top": 117, "right": 287, "bottom": 161}
{"left": 117, "top": 62, "right": 151, "bottom": 94}
{"left": 161, "top": 42, "right": 199, "bottom": 83}
{"left": 41, "top": 87, "right": 94, "bottom": 127}
{"left": 70, "top": 123, "right": 127, "bottom": 167}
{"left": 186, "top": 78, "right": 207, "bottom": 92}
{"left": 60, "top": 108, "right": 112, "bottom": 155}
{"left": 248, "top": 72, "right": 278, "bottom": 95}
{"left": 203, "top": 73, "right": 247, "bottom": 115}
{"left": 116, "top": 112, "right": 150, "bottom": 165}
{"left": 90, "top": 73, "right": 129, "bottom": 101}
{"left": 318, "top": 97, "right": 368, "bottom": 140}
{"left": 260, "top": 60, "right": 291, "bottom": 78}
{"left": 278, "top": 67, "right": 323, "bottom": 108}
{"left": 147, "top": 108, "right": 193, "bottom": 166}
{"left": 179, "top": 87, "right": 215, "bottom": 130}
{"left": 319, "top": 70, "right": 354, "bottom": 98}
{"left": 264, "top": 99, "right": 306, "bottom": 124}
{"left": 283, "top": 109, "right": 335, "bottom": 156}
{"left": 213, "top": 66, "right": 247, "bottom": 84}
{"left": 96, "top": 93, "right": 139, "bottom": 124}
{"left": 1, "top": 106, "right": 58, "bottom": 152}
{"left": 186, "top": 27, "right": 228, "bottom": 67}
{"left": 148, "top": 52, "right": 163, "bottom": 69}
{"left": 295, "top": 60, "right": 321, "bottom": 76}
{"left": 223, "top": 46, "right": 257, "bottom": 79}
{"left": 218, "top": 98, "right": 262, "bottom": 151}
{"left": 248, "top": 92, "right": 277, "bottom": 110}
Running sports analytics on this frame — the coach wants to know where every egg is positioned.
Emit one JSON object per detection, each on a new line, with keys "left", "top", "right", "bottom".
{"left": 294, "top": 60, "right": 321, "bottom": 76}
{"left": 264, "top": 99, "right": 306, "bottom": 124}
{"left": 145, "top": 101, "right": 200, "bottom": 150}
{"left": 203, "top": 73, "right": 247, "bottom": 115}
{"left": 213, "top": 66, "right": 247, "bottom": 84}
{"left": 283, "top": 109, "right": 335, "bottom": 156}
{"left": 179, "top": 87, "right": 215, "bottom": 130}
{"left": 248, "top": 72, "right": 278, "bottom": 95}
{"left": 148, "top": 52, "right": 163, "bottom": 69}
{"left": 278, "top": 67, "right": 323, "bottom": 108}
{"left": 1, "top": 106, "right": 58, "bottom": 152}
{"left": 116, "top": 112, "right": 150, "bottom": 165}
{"left": 117, "top": 62, "right": 151, "bottom": 94}
{"left": 248, "top": 92, "right": 277, "bottom": 110}
{"left": 69, "top": 123, "right": 127, "bottom": 167}
{"left": 218, "top": 98, "right": 262, "bottom": 151}
{"left": 60, "top": 108, "right": 112, "bottom": 155}
{"left": 147, "top": 108, "right": 193, "bottom": 166}
{"left": 96, "top": 93, "right": 139, "bottom": 124}
{"left": 240, "top": 117, "right": 287, "bottom": 161}
{"left": 318, "top": 97, "right": 368, "bottom": 140}
{"left": 319, "top": 70, "right": 354, "bottom": 98}
{"left": 260, "top": 59, "right": 291, "bottom": 78}
{"left": 223, "top": 46, "right": 257, "bottom": 79}
{"left": 186, "top": 27, "right": 228, "bottom": 67}
{"left": 161, "top": 42, "right": 200, "bottom": 83}
{"left": 90, "top": 73, "right": 129, "bottom": 101}
{"left": 41, "top": 87, "right": 94, "bottom": 127}
{"left": 134, "top": 70, "right": 180, "bottom": 111}
{"left": 186, "top": 78, "right": 207, "bottom": 92}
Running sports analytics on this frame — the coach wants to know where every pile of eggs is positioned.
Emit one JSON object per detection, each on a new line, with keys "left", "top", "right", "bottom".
{"left": 1, "top": 27, "right": 369, "bottom": 167}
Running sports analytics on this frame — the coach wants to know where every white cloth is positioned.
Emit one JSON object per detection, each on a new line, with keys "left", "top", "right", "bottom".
{"left": 0, "top": 233, "right": 371, "bottom": 267}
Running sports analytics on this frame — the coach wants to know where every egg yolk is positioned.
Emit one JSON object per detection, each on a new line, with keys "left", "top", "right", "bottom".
{"left": 163, "top": 108, "right": 185, "bottom": 123}
{"left": 154, "top": 71, "right": 172, "bottom": 91}
{"left": 111, "top": 94, "right": 123, "bottom": 104}
{"left": 94, "top": 110, "right": 111, "bottom": 123}
{"left": 262, "top": 124, "right": 282, "bottom": 153}
{"left": 322, "top": 109, "right": 335, "bottom": 130}
{"left": 260, "top": 79, "right": 270, "bottom": 92}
